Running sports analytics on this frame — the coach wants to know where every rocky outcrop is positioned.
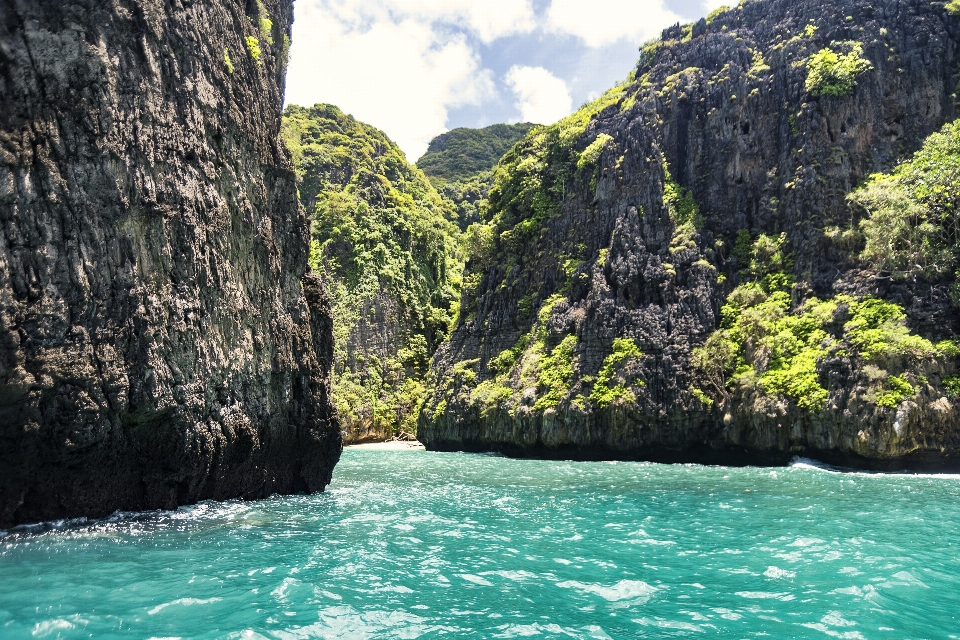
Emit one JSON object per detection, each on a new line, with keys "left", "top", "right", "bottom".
{"left": 420, "top": 0, "right": 960, "bottom": 470}
{"left": 0, "top": 0, "right": 340, "bottom": 527}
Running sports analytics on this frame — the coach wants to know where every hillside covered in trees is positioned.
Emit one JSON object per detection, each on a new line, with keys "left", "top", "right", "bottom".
{"left": 282, "top": 104, "right": 462, "bottom": 442}
{"left": 418, "top": 123, "right": 535, "bottom": 230}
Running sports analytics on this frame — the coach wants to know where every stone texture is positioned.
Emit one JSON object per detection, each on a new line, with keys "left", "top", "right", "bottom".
{"left": 0, "top": 0, "right": 340, "bottom": 527}
{"left": 420, "top": 0, "right": 960, "bottom": 470}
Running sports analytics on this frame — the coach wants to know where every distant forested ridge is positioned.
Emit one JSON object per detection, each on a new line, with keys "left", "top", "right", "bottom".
{"left": 283, "top": 104, "right": 462, "bottom": 442}
{"left": 417, "top": 123, "right": 536, "bottom": 182}
{"left": 418, "top": 123, "right": 535, "bottom": 230}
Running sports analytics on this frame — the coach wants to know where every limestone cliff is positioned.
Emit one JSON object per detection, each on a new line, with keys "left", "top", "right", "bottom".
{"left": 420, "top": 0, "right": 960, "bottom": 470}
{"left": 0, "top": 0, "right": 340, "bottom": 527}
{"left": 282, "top": 104, "right": 461, "bottom": 443}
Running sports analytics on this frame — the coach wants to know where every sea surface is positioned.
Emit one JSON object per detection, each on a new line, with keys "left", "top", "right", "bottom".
{"left": 2, "top": 450, "right": 959, "bottom": 639}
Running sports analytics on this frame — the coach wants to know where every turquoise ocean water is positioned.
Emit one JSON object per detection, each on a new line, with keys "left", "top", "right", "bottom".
{"left": 1, "top": 449, "right": 959, "bottom": 638}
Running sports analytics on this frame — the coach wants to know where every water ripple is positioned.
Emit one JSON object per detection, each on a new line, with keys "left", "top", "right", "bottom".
{"left": 2, "top": 450, "right": 959, "bottom": 638}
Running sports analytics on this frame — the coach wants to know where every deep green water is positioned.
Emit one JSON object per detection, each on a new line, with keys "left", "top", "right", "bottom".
{"left": 2, "top": 450, "right": 959, "bottom": 639}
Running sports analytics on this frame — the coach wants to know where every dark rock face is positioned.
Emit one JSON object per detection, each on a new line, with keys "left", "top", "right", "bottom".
{"left": 420, "top": 0, "right": 960, "bottom": 469}
{"left": 0, "top": 0, "right": 340, "bottom": 527}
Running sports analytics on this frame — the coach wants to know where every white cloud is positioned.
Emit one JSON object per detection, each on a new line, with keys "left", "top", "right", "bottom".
{"left": 547, "top": 0, "right": 682, "bottom": 48}
{"left": 504, "top": 66, "right": 573, "bottom": 125}
{"left": 391, "top": 0, "right": 537, "bottom": 43}
{"left": 285, "top": 1, "right": 498, "bottom": 160}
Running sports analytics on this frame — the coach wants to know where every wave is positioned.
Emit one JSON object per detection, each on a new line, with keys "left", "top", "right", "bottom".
{"left": 789, "top": 456, "right": 960, "bottom": 479}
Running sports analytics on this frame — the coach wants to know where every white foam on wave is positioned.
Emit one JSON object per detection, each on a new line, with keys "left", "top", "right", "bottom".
{"left": 800, "top": 612, "right": 865, "bottom": 639}
{"left": 787, "top": 536, "right": 826, "bottom": 548}
{"left": 789, "top": 457, "right": 843, "bottom": 472}
{"left": 763, "top": 566, "right": 796, "bottom": 579}
{"left": 286, "top": 606, "right": 443, "bottom": 638}
{"left": 481, "top": 569, "right": 538, "bottom": 582}
{"left": 31, "top": 618, "right": 76, "bottom": 637}
{"left": 147, "top": 597, "right": 222, "bottom": 615}
{"left": 735, "top": 591, "right": 794, "bottom": 601}
{"left": 557, "top": 579, "right": 658, "bottom": 604}
{"left": 789, "top": 456, "right": 960, "bottom": 479}
{"left": 632, "top": 617, "right": 707, "bottom": 633}
{"left": 491, "top": 622, "right": 610, "bottom": 638}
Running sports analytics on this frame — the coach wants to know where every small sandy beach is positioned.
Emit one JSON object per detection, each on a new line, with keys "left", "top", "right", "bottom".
{"left": 344, "top": 440, "right": 426, "bottom": 451}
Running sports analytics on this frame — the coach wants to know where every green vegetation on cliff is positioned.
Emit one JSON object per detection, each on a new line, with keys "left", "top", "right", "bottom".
{"left": 426, "top": 84, "right": 658, "bottom": 420}
{"left": 460, "top": 82, "right": 632, "bottom": 287}
{"left": 804, "top": 42, "right": 873, "bottom": 97}
{"left": 850, "top": 118, "right": 960, "bottom": 303}
{"left": 695, "top": 234, "right": 956, "bottom": 411}
{"left": 282, "top": 104, "right": 462, "bottom": 439}
{"left": 696, "top": 117, "right": 960, "bottom": 413}
{"left": 417, "top": 123, "right": 536, "bottom": 231}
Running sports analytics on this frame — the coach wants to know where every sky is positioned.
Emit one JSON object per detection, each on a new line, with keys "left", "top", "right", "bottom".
{"left": 284, "top": 0, "right": 727, "bottom": 161}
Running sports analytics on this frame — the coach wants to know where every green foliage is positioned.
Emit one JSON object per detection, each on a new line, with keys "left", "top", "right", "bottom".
{"left": 280, "top": 34, "right": 291, "bottom": 69}
{"left": 223, "top": 48, "right": 234, "bottom": 75}
{"left": 733, "top": 229, "right": 753, "bottom": 264}
{"left": 590, "top": 338, "right": 644, "bottom": 408}
{"left": 788, "top": 113, "right": 799, "bottom": 136}
{"left": 244, "top": 36, "right": 262, "bottom": 63}
{"left": 691, "top": 388, "right": 714, "bottom": 406}
{"left": 534, "top": 335, "right": 579, "bottom": 410}
{"left": 453, "top": 359, "right": 479, "bottom": 384}
{"left": 417, "top": 124, "right": 536, "bottom": 182}
{"left": 257, "top": 0, "right": 274, "bottom": 44}
{"left": 938, "top": 339, "right": 960, "bottom": 358}
{"left": 433, "top": 170, "right": 493, "bottom": 230}
{"left": 419, "top": 124, "right": 529, "bottom": 228}
{"left": 577, "top": 134, "right": 614, "bottom": 170}
{"left": 944, "top": 375, "right": 960, "bottom": 398}
{"left": 283, "top": 104, "right": 463, "bottom": 436}
{"left": 801, "top": 24, "right": 818, "bottom": 38}
{"left": 663, "top": 163, "right": 700, "bottom": 226}
{"left": 804, "top": 43, "right": 873, "bottom": 97}
{"left": 663, "top": 162, "right": 702, "bottom": 254}
{"left": 947, "top": 0, "right": 960, "bottom": 16}
{"left": 850, "top": 118, "right": 960, "bottom": 283}
{"left": 693, "top": 234, "right": 948, "bottom": 411}
{"left": 747, "top": 232, "right": 793, "bottom": 283}
{"left": 637, "top": 38, "right": 661, "bottom": 72}
{"left": 490, "top": 348, "right": 520, "bottom": 374}
{"left": 706, "top": 6, "right": 730, "bottom": 23}
{"left": 876, "top": 375, "right": 914, "bottom": 408}
{"left": 844, "top": 298, "right": 938, "bottom": 363}
{"left": 747, "top": 49, "right": 770, "bottom": 77}
{"left": 461, "top": 221, "right": 496, "bottom": 267}
{"left": 696, "top": 273, "right": 945, "bottom": 411}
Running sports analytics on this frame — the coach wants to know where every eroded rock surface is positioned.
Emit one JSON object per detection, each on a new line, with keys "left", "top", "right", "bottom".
{"left": 0, "top": 0, "right": 340, "bottom": 527}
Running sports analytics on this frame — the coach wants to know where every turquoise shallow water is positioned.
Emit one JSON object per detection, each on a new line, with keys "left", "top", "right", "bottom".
{"left": 2, "top": 451, "right": 960, "bottom": 639}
